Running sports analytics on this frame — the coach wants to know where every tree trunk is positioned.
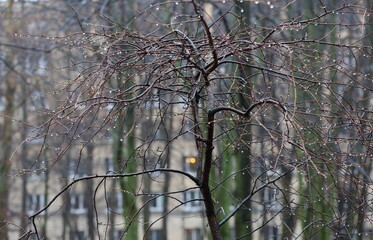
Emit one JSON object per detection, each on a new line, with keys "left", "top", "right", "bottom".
{"left": 122, "top": 104, "right": 138, "bottom": 239}
{"left": 20, "top": 87, "right": 29, "bottom": 235}
{"left": 216, "top": 137, "right": 233, "bottom": 239}
{"left": 0, "top": 1, "right": 16, "bottom": 238}
{"left": 86, "top": 143, "right": 95, "bottom": 240}
{"left": 233, "top": 2, "right": 253, "bottom": 238}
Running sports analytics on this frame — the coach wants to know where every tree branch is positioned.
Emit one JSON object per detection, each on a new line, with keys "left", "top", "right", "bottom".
{"left": 0, "top": 42, "right": 54, "bottom": 52}
{"left": 219, "top": 168, "right": 294, "bottom": 227}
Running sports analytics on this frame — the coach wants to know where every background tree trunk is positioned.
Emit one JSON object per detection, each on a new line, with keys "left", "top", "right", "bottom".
{"left": 0, "top": 1, "right": 16, "bottom": 239}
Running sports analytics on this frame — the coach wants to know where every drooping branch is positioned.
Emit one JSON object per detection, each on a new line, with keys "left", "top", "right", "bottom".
{"left": 218, "top": 168, "right": 294, "bottom": 228}
{"left": 0, "top": 42, "right": 54, "bottom": 52}
{"left": 208, "top": 98, "right": 288, "bottom": 120}
{"left": 29, "top": 168, "right": 199, "bottom": 237}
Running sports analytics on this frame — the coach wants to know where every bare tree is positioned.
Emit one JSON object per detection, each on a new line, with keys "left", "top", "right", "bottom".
{"left": 9, "top": 0, "right": 373, "bottom": 239}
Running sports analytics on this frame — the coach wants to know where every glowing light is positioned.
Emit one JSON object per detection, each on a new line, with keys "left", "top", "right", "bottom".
{"left": 186, "top": 157, "right": 197, "bottom": 164}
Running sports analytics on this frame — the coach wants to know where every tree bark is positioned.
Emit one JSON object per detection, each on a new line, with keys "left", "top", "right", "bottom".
{"left": 86, "top": 143, "right": 95, "bottom": 240}
{"left": 201, "top": 112, "right": 223, "bottom": 240}
{"left": 0, "top": 1, "right": 16, "bottom": 239}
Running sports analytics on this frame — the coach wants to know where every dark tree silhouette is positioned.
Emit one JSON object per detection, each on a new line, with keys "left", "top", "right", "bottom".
{"left": 6, "top": 0, "right": 373, "bottom": 239}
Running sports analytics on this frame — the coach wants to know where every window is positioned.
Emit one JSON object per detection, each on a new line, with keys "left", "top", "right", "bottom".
{"left": 26, "top": 128, "right": 44, "bottom": 144}
{"left": 177, "top": 95, "right": 189, "bottom": 109}
{"left": 68, "top": 160, "right": 88, "bottom": 179}
{"left": 149, "top": 195, "right": 164, "bottom": 212}
{"left": 181, "top": 120, "right": 195, "bottom": 140}
{"left": 26, "top": 234, "right": 41, "bottom": 240}
{"left": 183, "top": 191, "right": 202, "bottom": 212}
{"left": 107, "top": 191, "right": 122, "bottom": 213}
{"left": 30, "top": 89, "right": 45, "bottom": 110}
{"left": 146, "top": 161, "right": 162, "bottom": 178}
{"left": 70, "top": 193, "right": 86, "bottom": 214}
{"left": 145, "top": 156, "right": 163, "bottom": 178}
{"left": 186, "top": 229, "right": 203, "bottom": 240}
{"left": 0, "top": 96, "right": 4, "bottom": 111}
{"left": 28, "top": 160, "right": 46, "bottom": 180}
{"left": 114, "top": 230, "right": 124, "bottom": 239}
{"left": 143, "top": 90, "right": 163, "bottom": 109}
{"left": 116, "top": 191, "right": 123, "bottom": 212}
{"left": 26, "top": 194, "right": 45, "bottom": 215}
{"left": 70, "top": 231, "right": 84, "bottom": 240}
{"left": 105, "top": 157, "right": 114, "bottom": 173}
{"left": 104, "top": 103, "right": 115, "bottom": 110}
{"left": 184, "top": 157, "right": 198, "bottom": 173}
{"left": 267, "top": 226, "right": 279, "bottom": 240}
{"left": 150, "top": 229, "right": 162, "bottom": 240}
{"left": 263, "top": 188, "right": 277, "bottom": 209}
{"left": 114, "top": 191, "right": 123, "bottom": 212}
